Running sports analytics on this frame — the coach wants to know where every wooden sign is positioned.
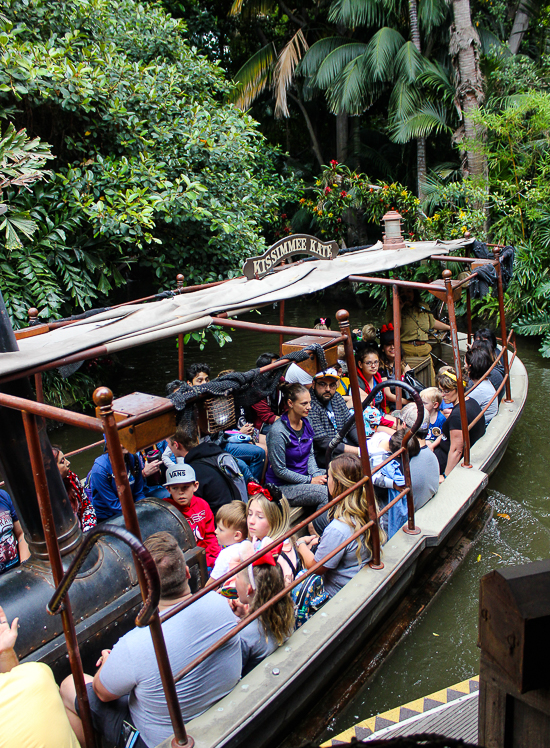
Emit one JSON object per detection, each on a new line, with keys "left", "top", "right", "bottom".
{"left": 242, "top": 234, "right": 338, "bottom": 280}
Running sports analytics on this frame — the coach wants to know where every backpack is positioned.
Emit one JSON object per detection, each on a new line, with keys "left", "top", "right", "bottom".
{"left": 194, "top": 452, "right": 248, "bottom": 503}
{"left": 290, "top": 569, "right": 329, "bottom": 629}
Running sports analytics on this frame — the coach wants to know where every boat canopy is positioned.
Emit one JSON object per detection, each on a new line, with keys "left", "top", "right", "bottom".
{"left": 1, "top": 238, "right": 471, "bottom": 378}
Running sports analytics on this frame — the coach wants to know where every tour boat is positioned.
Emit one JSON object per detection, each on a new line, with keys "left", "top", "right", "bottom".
{"left": 0, "top": 233, "right": 527, "bottom": 748}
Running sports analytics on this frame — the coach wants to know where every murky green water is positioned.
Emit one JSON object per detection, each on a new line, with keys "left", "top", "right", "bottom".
{"left": 50, "top": 298, "right": 547, "bottom": 734}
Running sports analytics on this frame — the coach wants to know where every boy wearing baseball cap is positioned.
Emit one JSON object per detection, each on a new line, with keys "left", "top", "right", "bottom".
{"left": 163, "top": 463, "right": 220, "bottom": 568}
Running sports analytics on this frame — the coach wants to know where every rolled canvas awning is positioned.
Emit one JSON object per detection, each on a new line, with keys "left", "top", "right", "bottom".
{"left": 0, "top": 239, "right": 471, "bottom": 378}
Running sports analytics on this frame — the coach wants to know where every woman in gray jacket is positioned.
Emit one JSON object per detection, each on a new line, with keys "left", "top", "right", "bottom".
{"left": 264, "top": 383, "right": 328, "bottom": 510}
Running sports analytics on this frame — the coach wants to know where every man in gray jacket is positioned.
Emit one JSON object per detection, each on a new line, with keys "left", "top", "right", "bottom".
{"left": 308, "top": 369, "right": 360, "bottom": 468}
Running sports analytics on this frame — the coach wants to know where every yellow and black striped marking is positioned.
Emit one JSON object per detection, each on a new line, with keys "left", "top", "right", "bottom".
{"left": 323, "top": 675, "right": 480, "bottom": 745}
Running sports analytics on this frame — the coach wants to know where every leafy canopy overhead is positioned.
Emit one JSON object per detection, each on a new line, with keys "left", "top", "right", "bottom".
{"left": 0, "top": 0, "right": 299, "bottom": 325}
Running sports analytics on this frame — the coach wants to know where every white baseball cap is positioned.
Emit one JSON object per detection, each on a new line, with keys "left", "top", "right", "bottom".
{"left": 313, "top": 368, "right": 341, "bottom": 381}
{"left": 164, "top": 463, "right": 196, "bottom": 486}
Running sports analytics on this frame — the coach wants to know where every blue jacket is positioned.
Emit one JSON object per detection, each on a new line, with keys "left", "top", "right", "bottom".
{"left": 89, "top": 452, "right": 146, "bottom": 522}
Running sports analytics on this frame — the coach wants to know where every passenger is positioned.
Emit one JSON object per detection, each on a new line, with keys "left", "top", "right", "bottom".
{"left": 247, "top": 483, "right": 300, "bottom": 585}
{"left": 473, "top": 328, "right": 504, "bottom": 375}
{"left": 0, "top": 605, "right": 79, "bottom": 748}
{"left": 61, "top": 532, "right": 241, "bottom": 748}
{"left": 433, "top": 370, "right": 486, "bottom": 479}
{"left": 397, "top": 288, "right": 450, "bottom": 386}
{"left": 355, "top": 346, "right": 396, "bottom": 430}
{"left": 437, "top": 365, "right": 455, "bottom": 415}
{"left": 392, "top": 405, "right": 440, "bottom": 511}
{"left": 378, "top": 323, "right": 411, "bottom": 411}
{"left": 313, "top": 317, "right": 331, "bottom": 330}
{"left": 420, "top": 387, "right": 447, "bottom": 444}
{"left": 163, "top": 463, "right": 220, "bottom": 569}
{"left": 308, "top": 368, "right": 360, "bottom": 468}
{"left": 0, "top": 489, "right": 29, "bottom": 574}
{"left": 230, "top": 544, "right": 294, "bottom": 676}
{"left": 251, "top": 352, "right": 281, "bottom": 435}
{"left": 465, "top": 346, "right": 498, "bottom": 425}
{"left": 138, "top": 444, "right": 169, "bottom": 499}
{"left": 296, "top": 454, "right": 384, "bottom": 598}
{"left": 368, "top": 432, "right": 407, "bottom": 537}
{"left": 265, "top": 383, "right": 329, "bottom": 511}
{"left": 335, "top": 346, "right": 352, "bottom": 400}
{"left": 88, "top": 447, "right": 146, "bottom": 522}
{"left": 469, "top": 338, "right": 504, "bottom": 403}
{"left": 208, "top": 501, "right": 248, "bottom": 582}
{"left": 52, "top": 447, "right": 97, "bottom": 532}
{"left": 186, "top": 362, "right": 210, "bottom": 386}
{"left": 166, "top": 421, "right": 241, "bottom": 514}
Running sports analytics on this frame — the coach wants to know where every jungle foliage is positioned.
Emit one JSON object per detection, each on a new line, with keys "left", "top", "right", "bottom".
{"left": 0, "top": 0, "right": 300, "bottom": 325}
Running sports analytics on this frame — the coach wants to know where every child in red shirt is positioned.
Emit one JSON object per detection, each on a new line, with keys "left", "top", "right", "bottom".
{"left": 163, "top": 463, "right": 220, "bottom": 568}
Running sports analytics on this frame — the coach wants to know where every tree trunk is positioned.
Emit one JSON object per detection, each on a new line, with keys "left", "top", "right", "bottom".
{"left": 508, "top": 1, "right": 538, "bottom": 54}
{"left": 288, "top": 93, "right": 324, "bottom": 169}
{"left": 450, "top": 0, "right": 487, "bottom": 179}
{"left": 408, "top": 0, "right": 427, "bottom": 198}
{"left": 336, "top": 113, "right": 348, "bottom": 163}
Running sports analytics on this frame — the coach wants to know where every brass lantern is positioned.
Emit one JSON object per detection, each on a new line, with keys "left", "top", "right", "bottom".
{"left": 382, "top": 210, "right": 407, "bottom": 250}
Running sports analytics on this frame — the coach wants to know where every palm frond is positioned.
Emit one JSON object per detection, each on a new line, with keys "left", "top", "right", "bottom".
{"left": 328, "top": 0, "right": 386, "bottom": 28}
{"left": 359, "top": 144, "right": 394, "bottom": 177}
{"left": 364, "top": 27, "right": 406, "bottom": 82}
{"left": 229, "top": 44, "right": 277, "bottom": 109}
{"left": 418, "top": 0, "right": 448, "bottom": 34}
{"left": 388, "top": 101, "right": 451, "bottom": 142}
{"left": 230, "top": 0, "right": 276, "bottom": 16}
{"left": 313, "top": 43, "right": 369, "bottom": 89}
{"left": 430, "top": 161, "right": 462, "bottom": 181}
{"left": 328, "top": 55, "right": 384, "bottom": 114}
{"left": 388, "top": 79, "right": 421, "bottom": 119}
{"left": 298, "top": 37, "right": 351, "bottom": 77}
{"left": 394, "top": 41, "right": 425, "bottom": 84}
{"left": 478, "top": 26, "right": 510, "bottom": 56}
{"left": 418, "top": 60, "right": 455, "bottom": 103}
{"left": 274, "top": 30, "right": 309, "bottom": 118}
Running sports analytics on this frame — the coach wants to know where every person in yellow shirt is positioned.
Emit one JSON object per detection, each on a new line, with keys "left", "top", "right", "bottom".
{"left": 0, "top": 604, "right": 79, "bottom": 748}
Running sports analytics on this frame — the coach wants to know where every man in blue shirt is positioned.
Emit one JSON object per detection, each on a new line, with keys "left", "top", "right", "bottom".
{"left": 89, "top": 449, "right": 146, "bottom": 522}
{"left": 0, "top": 490, "right": 29, "bottom": 573}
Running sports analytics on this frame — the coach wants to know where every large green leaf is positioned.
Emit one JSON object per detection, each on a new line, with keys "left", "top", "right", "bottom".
{"left": 389, "top": 101, "right": 451, "bottom": 142}
{"left": 298, "top": 37, "right": 352, "bottom": 77}
{"left": 328, "top": 55, "right": 385, "bottom": 114}
{"left": 364, "top": 27, "right": 406, "bottom": 82}
{"left": 394, "top": 41, "right": 425, "bottom": 84}
{"left": 311, "top": 43, "right": 369, "bottom": 90}
{"left": 328, "top": 0, "right": 386, "bottom": 28}
{"left": 229, "top": 44, "right": 277, "bottom": 110}
{"left": 418, "top": 0, "right": 448, "bottom": 34}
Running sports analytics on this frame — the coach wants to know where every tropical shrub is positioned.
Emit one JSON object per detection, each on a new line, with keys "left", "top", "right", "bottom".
{"left": 0, "top": 0, "right": 300, "bottom": 325}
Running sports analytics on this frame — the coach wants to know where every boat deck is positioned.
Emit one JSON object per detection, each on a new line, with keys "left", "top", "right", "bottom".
{"left": 323, "top": 676, "right": 480, "bottom": 744}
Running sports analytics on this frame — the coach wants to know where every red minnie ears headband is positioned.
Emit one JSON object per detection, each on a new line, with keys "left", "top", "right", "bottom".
{"left": 247, "top": 482, "right": 282, "bottom": 505}
{"left": 380, "top": 323, "right": 394, "bottom": 334}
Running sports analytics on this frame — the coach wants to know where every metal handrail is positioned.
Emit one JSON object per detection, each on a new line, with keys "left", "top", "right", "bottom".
{"left": 48, "top": 525, "right": 160, "bottom": 627}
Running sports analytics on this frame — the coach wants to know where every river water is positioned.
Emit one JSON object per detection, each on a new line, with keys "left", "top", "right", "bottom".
{"left": 51, "top": 297, "right": 548, "bottom": 736}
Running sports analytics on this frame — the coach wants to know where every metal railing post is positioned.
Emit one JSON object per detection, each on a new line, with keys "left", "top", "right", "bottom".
{"left": 93, "top": 387, "right": 193, "bottom": 748}
{"left": 492, "top": 247, "right": 513, "bottom": 402}
{"left": 443, "top": 270, "right": 472, "bottom": 469}
{"left": 392, "top": 285, "right": 402, "bottom": 410}
{"left": 176, "top": 275, "right": 185, "bottom": 382}
{"left": 21, "top": 410, "right": 97, "bottom": 748}
{"left": 466, "top": 286, "right": 472, "bottom": 345}
{"left": 28, "top": 308, "right": 45, "bottom": 403}
{"left": 336, "top": 310, "right": 383, "bottom": 569}
{"left": 279, "top": 300, "right": 285, "bottom": 356}
{"left": 401, "top": 434, "right": 420, "bottom": 535}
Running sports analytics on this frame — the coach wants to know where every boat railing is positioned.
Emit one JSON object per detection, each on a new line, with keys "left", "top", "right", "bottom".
{"left": 5, "top": 240, "right": 515, "bottom": 747}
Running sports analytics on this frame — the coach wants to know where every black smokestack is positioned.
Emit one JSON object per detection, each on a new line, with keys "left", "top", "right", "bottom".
{"left": 0, "top": 292, "right": 81, "bottom": 559}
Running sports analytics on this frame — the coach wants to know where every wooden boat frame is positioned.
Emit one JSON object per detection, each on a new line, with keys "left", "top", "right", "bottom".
{"left": 0, "top": 240, "right": 527, "bottom": 748}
